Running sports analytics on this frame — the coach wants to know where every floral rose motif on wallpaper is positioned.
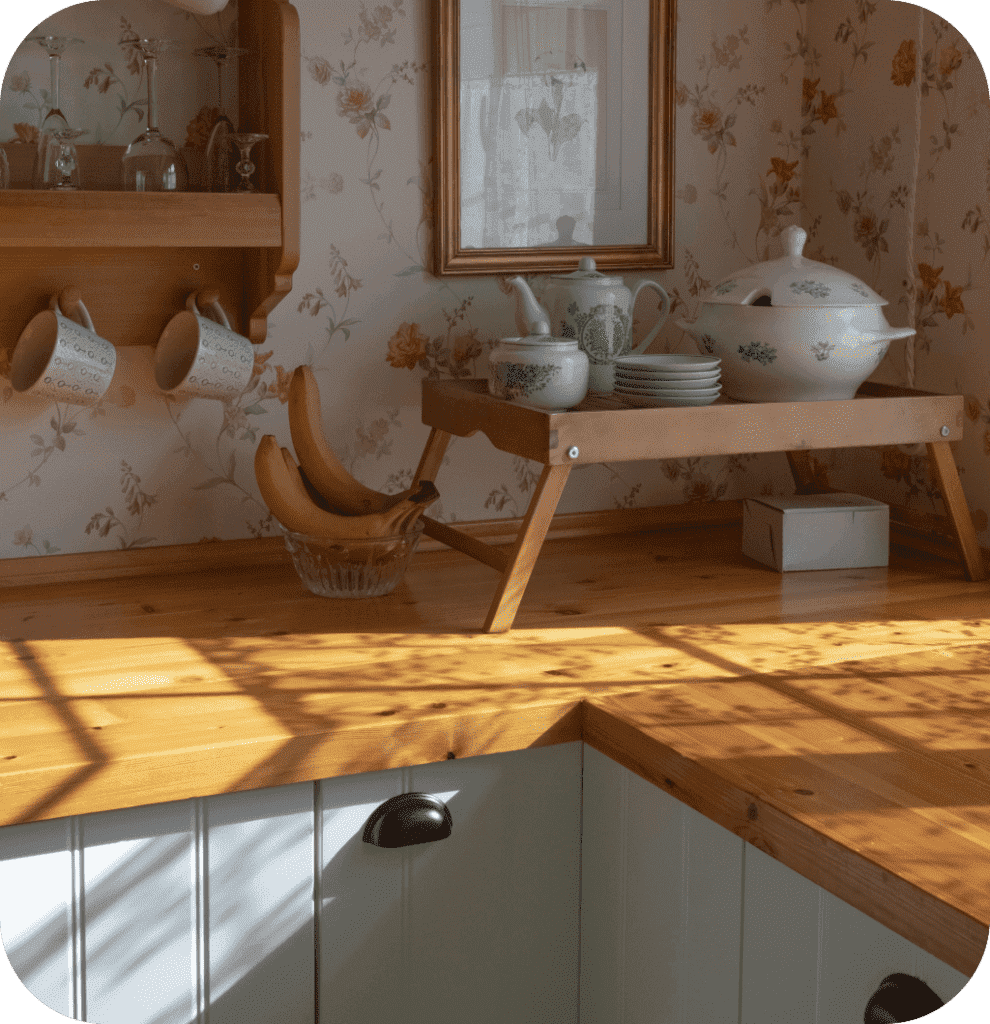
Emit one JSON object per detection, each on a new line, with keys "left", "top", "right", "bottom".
{"left": 3, "top": 0, "right": 988, "bottom": 556}
{"left": 891, "top": 39, "right": 917, "bottom": 87}
{"left": 908, "top": 251, "right": 973, "bottom": 354}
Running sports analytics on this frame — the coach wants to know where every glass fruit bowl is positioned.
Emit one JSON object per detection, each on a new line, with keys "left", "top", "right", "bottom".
{"left": 278, "top": 519, "right": 425, "bottom": 598}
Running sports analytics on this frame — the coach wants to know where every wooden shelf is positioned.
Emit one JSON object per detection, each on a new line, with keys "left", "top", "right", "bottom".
{"left": 0, "top": 191, "right": 283, "bottom": 249}
{"left": 0, "top": 0, "right": 299, "bottom": 347}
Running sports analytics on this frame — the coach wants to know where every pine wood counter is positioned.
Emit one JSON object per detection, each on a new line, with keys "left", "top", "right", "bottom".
{"left": 1, "top": 524, "right": 989, "bottom": 975}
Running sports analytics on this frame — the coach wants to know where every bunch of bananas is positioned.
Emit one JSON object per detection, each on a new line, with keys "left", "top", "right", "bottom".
{"left": 254, "top": 365, "right": 438, "bottom": 539}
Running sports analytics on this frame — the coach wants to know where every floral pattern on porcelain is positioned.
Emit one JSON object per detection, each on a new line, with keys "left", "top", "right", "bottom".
{"left": 489, "top": 362, "right": 559, "bottom": 401}
{"left": 560, "top": 302, "right": 629, "bottom": 365}
{"left": 738, "top": 341, "right": 778, "bottom": 366}
{"left": 790, "top": 280, "right": 833, "bottom": 299}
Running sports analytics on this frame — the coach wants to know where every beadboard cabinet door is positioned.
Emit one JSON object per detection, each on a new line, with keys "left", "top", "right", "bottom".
{"left": 579, "top": 743, "right": 744, "bottom": 1023}
{"left": 0, "top": 782, "right": 316, "bottom": 1024}
{"left": 317, "top": 742, "right": 582, "bottom": 1024}
{"left": 741, "top": 843, "right": 971, "bottom": 1023}
{"left": 581, "top": 744, "right": 972, "bottom": 1023}
{"left": 0, "top": 742, "right": 581, "bottom": 1024}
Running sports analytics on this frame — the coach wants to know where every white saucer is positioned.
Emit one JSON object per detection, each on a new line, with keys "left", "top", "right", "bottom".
{"left": 615, "top": 374, "right": 721, "bottom": 391}
{"left": 615, "top": 354, "right": 721, "bottom": 373}
{"left": 620, "top": 391, "right": 722, "bottom": 408}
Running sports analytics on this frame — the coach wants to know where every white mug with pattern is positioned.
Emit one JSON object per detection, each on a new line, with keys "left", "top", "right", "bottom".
{"left": 10, "top": 289, "right": 117, "bottom": 406}
{"left": 155, "top": 290, "right": 254, "bottom": 401}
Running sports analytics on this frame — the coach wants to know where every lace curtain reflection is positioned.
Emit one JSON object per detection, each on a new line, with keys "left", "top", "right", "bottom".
{"left": 460, "top": 69, "right": 599, "bottom": 249}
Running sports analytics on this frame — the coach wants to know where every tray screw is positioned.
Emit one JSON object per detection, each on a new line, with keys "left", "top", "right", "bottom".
{"left": 941, "top": 425, "right": 950, "bottom": 436}
{"left": 567, "top": 446, "right": 580, "bottom": 459}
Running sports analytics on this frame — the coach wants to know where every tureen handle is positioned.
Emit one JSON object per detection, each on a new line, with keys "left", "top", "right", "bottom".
{"left": 784, "top": 224, "right": 808, "bottom": 259}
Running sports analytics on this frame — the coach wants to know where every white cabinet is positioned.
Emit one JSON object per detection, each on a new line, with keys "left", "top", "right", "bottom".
{"left": 0, "top": 742, "right": 581, "bottom": 1024}
{"left": 580, "top": 744, "right": 972, "bottom": 1023}
{"left": 315, "top": 744, "right": 581, "bottom": 1024}
{"left": 0, "top": 781, "right": 316, "bottom": 1024}
{"left": 0, "top": 741, "right": 972, "bottom": 1023}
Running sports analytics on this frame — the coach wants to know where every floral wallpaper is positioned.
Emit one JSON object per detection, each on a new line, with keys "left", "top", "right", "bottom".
{"left": 0, "top": 0, "right": 988, "bottom": 562}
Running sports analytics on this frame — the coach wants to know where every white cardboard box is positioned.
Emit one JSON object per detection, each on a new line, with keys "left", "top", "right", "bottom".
{"left": 742, "top": 492, "right": 889, "bottom": 572}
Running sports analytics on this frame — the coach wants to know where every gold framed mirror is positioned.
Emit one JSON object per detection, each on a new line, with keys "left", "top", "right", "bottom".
{"left": 433, "top": 0, "right": 676, "bottom": 277}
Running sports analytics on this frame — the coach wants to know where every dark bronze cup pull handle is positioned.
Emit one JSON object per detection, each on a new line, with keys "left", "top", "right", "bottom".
{"left": 864, "top": 973, "right": 944, "bottom": 1023}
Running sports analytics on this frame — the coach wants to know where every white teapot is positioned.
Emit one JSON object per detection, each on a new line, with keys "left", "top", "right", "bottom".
{"left": 509, "top": 259, "right": 671, "bottom": 393}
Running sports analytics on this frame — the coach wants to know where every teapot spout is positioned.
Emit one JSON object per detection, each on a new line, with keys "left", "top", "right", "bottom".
{"left": 508, "top": 276, "right": 552, "bottom": 336}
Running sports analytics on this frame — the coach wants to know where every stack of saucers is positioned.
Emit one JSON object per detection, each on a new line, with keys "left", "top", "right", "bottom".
{"left": 613, "top": 354, "right": 722, "bottom": 407}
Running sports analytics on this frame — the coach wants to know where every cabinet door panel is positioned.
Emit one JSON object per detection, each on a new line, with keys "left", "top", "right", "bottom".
{"left": 205, "top": 782, "right": 315, "bottom": 1024}
{"left": 81, "top": 799, "right": 200, "bottom": 1024}
{"left": 410, "top": 743, "right": 581, "bottom": 1024}
{"left": 580, "top": 744, "right": 743, "bottom": 1024}
{"left": 318, "top": 743, "right": 581, "bottom": 1024}
{"left": 1, "top": 786, "right": 318, "bottom": 1024}
{"left": 0, "top": 816, "right": 75, "bottom": 1019}
{"left": 740, "top": 843, "right": 823, "bottom": 1023}
{"left": 317, "top": 766, "right": 408, "bottom": 1024}
{"left": 817, "top": 884, "right": 970, "bottom": 1020}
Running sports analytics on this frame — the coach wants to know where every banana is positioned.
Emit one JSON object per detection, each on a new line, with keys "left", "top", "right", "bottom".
{"left": 255, "top": 434, "right": 439, "bottom": 539}
{"left": 288, "top": 364, "right": 414, "bottom": 514}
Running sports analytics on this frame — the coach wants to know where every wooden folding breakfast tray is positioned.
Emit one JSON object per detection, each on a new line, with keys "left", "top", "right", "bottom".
{"left": 415, "top": 379, "right": 986, "bottom": 632}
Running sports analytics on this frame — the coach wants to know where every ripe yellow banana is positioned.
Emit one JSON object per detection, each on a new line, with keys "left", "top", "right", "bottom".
{"left": 255, "top": 434, "right": 439, "bottom": 539}
{"left": 288, "top": 364, "right": 413, "bottom": 514}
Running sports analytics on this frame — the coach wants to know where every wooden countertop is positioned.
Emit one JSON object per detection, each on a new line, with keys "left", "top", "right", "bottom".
{"left": 1, "top": 523, "right": 989, "bottom": 975}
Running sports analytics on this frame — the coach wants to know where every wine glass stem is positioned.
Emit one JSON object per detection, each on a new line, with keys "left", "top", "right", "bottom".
{"left": 216, "top": 57, "right": 226, "bottom": 116}
{"left": 49, "top": 53, "right": 60, "bottom": 114}
{"left": 145, "top": 54, "right": 160, "bottom": 133}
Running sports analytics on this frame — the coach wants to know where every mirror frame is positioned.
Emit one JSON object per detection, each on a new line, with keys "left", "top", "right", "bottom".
{"left": 433, "top": 0, "right": 676, "bottom": 277}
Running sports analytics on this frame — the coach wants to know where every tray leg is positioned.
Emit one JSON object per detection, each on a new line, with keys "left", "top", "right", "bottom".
{"left": 785, "top": 450, "right": 822, "bottom": 494}
{"left": 483, "top": 463, "right": 572, "bottom": 633}
{"left": 926, "top": 440, "right": 987, "bottom": 581}
{"left": 414, "top": 427, "right": 454, "bottom": 484}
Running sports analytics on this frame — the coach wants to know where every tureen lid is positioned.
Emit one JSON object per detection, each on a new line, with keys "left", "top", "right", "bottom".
{"left": 704, "top": 225, "right": 887, "bottom": 307}
{"left": 549, "top": 257, "right": 623, "bottom": 285}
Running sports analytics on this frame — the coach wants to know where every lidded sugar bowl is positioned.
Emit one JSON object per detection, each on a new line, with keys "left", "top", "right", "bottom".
{"left": 488, "top": 332, "right": 590, "bottom": 413}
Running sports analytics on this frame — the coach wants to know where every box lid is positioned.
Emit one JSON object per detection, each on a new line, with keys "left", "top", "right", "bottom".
{"left": 746, "top": 492, "right": 889, "bottom": 514}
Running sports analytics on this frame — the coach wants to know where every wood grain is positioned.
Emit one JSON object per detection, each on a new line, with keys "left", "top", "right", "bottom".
{"left": 239, "top": 0, "right": 301, "bottom": 344}
{"left": 926, "top": 440, "right": 987, "bottom": 581}
{"left": 0, "top": 247, "right": 246, "bottom": 352}
{"left": 422, "top": 379, "right": 966, "bottom": 464}
{"left": 484, "top": 463, "right": 571, "bottom": 632}
{"left": 0, "top": 192, "right": 282, "bottom": 248}
{"left": 1, "top": 524, "right": 989, "bottom": 973}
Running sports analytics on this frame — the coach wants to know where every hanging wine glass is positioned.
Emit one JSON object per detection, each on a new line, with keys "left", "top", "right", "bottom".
{"left": 28, "top": 35, "right": 84, "bottom": 190}
{"left": 228, "top": 132, "right": 267, "bottom": 193}
{"left": 193, "top": 44, "right": 249, "bottom": 192}
{"left": 121, "top": 39, "right": 187, "bottom": 192}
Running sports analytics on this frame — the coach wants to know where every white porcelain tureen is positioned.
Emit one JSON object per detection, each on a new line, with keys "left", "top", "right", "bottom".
{"left": 675, "top": 225, "right": 916, "bottom": 402}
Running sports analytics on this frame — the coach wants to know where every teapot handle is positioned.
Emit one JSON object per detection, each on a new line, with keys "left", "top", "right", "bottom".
{"left": 627, "top": 280, "right": 671, "bottom": 354}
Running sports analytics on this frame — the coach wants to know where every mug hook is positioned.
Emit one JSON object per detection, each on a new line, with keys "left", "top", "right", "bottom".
{"left": 186, "top": 289, "right": 232, "bottom": 331}
{"left": 49, "top": 287, "right": 96, "bottom": 333}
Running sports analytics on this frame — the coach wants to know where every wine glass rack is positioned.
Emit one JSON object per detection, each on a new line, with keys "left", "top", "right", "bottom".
{"left": 0, "top": 0, "right": 299, "bottom": 350}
